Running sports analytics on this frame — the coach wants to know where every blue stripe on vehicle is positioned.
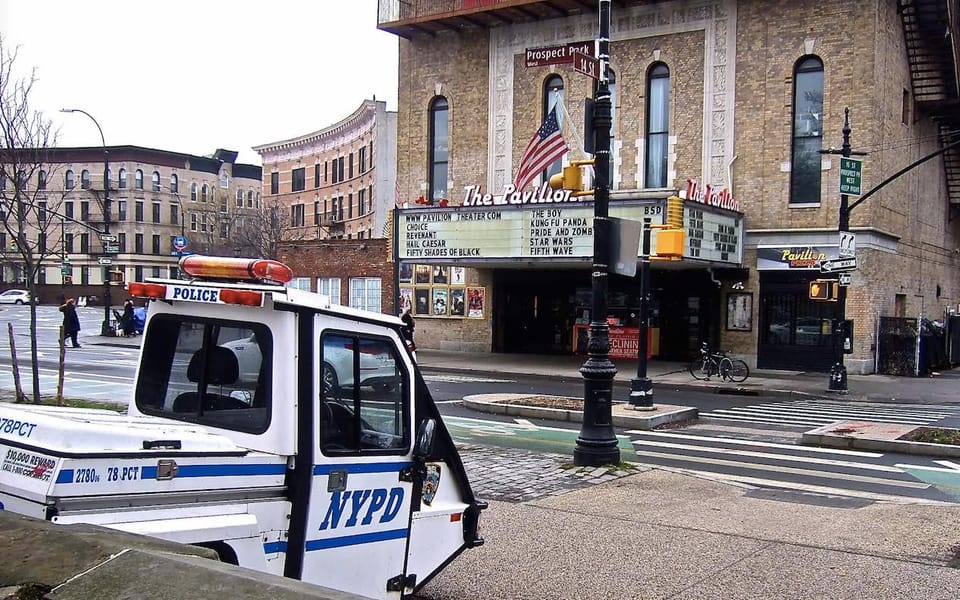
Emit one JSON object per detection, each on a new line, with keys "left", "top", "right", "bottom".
{"left": 139, "top": 463, "right": 286, "bottom": 479}
{"left": 312, "top": 462, "right": 410, "bottom": 476}
{"left": 305, "top": 528, "right": 408, "bottom": 551}
{"left": 56, "top": 470, "right": 74, "bottom": 484}
{"left": 263, "top": 541, "right": 288, "bottom": 554}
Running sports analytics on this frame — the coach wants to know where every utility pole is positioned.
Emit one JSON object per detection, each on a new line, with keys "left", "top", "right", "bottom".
{"left": 628, "top": 218, "right": 654, "bottom": 408}
{"left": 575, "top": 0, "right": 620, "bottom": 467}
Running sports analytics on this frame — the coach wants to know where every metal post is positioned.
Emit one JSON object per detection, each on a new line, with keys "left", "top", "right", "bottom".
{"left": 575, "top": 0, "right": 620, "bottom": 466}
{"left": 828, "top": 108, "right": 851, "bottom": 392}
{"left": 629, "top": 218, "right": 654, "bottom": 409}
{"left": 61, "top": 108, "right": 112, "bottom": 336}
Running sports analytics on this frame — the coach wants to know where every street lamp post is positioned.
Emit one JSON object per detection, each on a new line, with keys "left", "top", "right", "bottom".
{"left": 574, "top": 0, "right": 620, "bottom": 467}
{"left": 61, "top": 108, "right": 113, "bottom": 337}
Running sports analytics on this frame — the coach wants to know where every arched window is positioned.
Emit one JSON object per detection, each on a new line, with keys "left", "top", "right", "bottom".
{"left": 81, "top": 169, "right": 91, "bottom": 189}
{"left": 790, "top": 56, "right": 824, "bottom": 204}
{"left": 542, "top": 75, "right": 565, "bottom": 182}
{"left": 645, "top": 63, "right": 670, "bottom": 188}
{"left": 65, "top": 170, "right": 75, "bottom": 189}
{"left": 190, "top": 182, "right": 198, "bottom": 201}
{"left": 236, "top": 189, "right": 243, "bottom": 206}
{"left": 201, "top": 184, "right": 208, "bottom": 202}
{"left": 428, "top": 96, "right": 449, "bottom": 204}
{"left": 135, "top": 169, "right": 144, "bottom": 190}
{"left": 170, "top": 174, "right": 178, "bottom": 193}
{"left": 118, "top": 168, "right": 127, "bottom": 189}
{"left": 152, "top": 171, "right": 161, "bottom": 192}
{"left": 38, "top": 170, "right": 47, "bottom": 190}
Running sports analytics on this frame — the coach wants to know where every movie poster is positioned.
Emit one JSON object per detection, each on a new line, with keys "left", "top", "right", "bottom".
{"left": 467, "top": 287, "right": 485, "bottom": 318}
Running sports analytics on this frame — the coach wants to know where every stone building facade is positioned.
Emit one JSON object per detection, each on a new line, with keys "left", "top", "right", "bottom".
{"left": 254, "top": 99, "right": 398, "bottom": 242}
{"left": 379, "top": 0, "right": 960, "bottom": 373}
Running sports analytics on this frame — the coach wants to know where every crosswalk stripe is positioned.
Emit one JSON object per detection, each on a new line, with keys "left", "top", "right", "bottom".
{"left": 630, "top": 439, "right": 905, "bottom": 473}
{"left": 698, "top": 413, "right": 832, "bottom": 427}
{"left": 758, "top": 403, "right": 951, "bottom": 419}
{"left": 629, "top": 430, "right": 884, "bottom": 457}
{"left": 692, "top": 472, "right": 948, "bottom": 505}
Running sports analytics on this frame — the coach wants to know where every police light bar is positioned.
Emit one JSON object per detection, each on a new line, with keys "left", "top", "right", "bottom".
{"left": 179, "top": 255, "right": 294, "bottom": 284}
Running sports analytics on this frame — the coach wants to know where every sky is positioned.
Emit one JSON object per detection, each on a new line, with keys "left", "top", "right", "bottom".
{"left": 0, "top": 0, "right": 399, "bottom": 165}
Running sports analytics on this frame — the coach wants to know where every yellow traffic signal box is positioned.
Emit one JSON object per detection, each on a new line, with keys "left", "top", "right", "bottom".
{"left": 548, "top": 159, "right": 595, "bottom": 197}
{"left": 809, "top": 279, "right": 838, "bottom": 301}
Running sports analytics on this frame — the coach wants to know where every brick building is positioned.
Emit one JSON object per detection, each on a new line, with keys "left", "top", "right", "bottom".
{"left": 1, "top": 146, "right": 262, "bottom": 302}
{"left": 253, "top": 99, "right": 397, "bottom": 242}
{"left": 378, "top": 0, "right": 960, "bottom": 372}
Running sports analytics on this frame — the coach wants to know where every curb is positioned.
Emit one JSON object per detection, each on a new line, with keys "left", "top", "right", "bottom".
{"left": 802, "top": 422, "right": 960, "bottom": 458}
{"left": 462, "top": 394, "right": 697, "bottom": 430}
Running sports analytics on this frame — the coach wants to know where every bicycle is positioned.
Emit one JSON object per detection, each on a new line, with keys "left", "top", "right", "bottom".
{"left": 688, "top": 342, "right": 750, "bottom": 383}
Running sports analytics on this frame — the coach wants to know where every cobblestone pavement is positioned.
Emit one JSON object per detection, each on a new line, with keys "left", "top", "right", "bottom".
{"left": 456, "top": 443, "right": 645, "bottom": 503}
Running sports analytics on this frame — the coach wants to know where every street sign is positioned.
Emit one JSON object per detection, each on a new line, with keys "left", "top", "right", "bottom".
{"left": 839, "top": 272, "right": 852, "bottom": 286}
{"left": 525, "top": 40, "right": 594, "bottom": 67}
{"left": 173, "top": 235, "right": 188, "bottom": 251}
{"left": 819, "top": 257, "right": 858, "bottom": 273}
{"left": 100, "top": 234, "right": 118, "bottom": 244}
{"left": 839, "top": 157, "right": 862, "bottom": 196}
{"left": 98, "top": 257, "right": 113, "bottom": 266}
{"left": 838, "top": 231, "right": 856, "bottom": 258}
{"left": 104, "top": 244, "right": 120, "bottom": 254}
{"left": 572, "top": 50, "right": 600, "bottom": 80}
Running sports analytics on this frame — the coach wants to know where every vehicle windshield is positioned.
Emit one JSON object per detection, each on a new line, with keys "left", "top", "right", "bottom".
{"left": 136, "top": 314, "right": 272, "bottom": 434}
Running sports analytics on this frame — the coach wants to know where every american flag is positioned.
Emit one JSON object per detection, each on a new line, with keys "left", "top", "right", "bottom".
{"left": 513, "top": 108, "right": 569, "bottom": 192}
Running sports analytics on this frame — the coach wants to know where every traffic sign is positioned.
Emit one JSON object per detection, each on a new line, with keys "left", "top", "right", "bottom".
{"left": 838, "top": 231, "right": 856, "bottom": 258}
{"left": 572, "top": 50, "right": 600, "bottom": 80}
{"left": 100, "top": 234, "right": 118, "bottom": 243}
{"left": 104, "top": 244, "right": 120, "bottom": 254}
{"left": 839, "top": 272, "right": 852, "bottom": 286}
{"left": 98, "top": 257, "right": 113, "bottom": 266}
{"left": 839, "top": 157, "right": 862, "bottom": 196}
{"left": 173, "top": 235, "right": 188, "bottom": 251}
{"left": 820, "top": 257, "right": 858, "bottom": 273}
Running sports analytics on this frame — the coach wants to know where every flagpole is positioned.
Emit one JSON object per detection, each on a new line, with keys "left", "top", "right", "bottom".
{"left": 575, "top": 0, "right": 620, "bottom": 467}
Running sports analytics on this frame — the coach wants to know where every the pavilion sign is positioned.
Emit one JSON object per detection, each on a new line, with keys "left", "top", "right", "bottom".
{"left": 462, "top": 184, "right": 580, "bottom": 207}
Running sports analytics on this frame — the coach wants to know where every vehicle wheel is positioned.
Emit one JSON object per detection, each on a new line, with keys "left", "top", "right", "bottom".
{"left": 321, "top": 362, "right": 340, "bottom": 399}
{"left": 688, "top": 359, "right": 712, "bottom": 380}
{"left": 14, "top": 299, "right": 23, "bottom": 305}
{"left": 721, "top": 358, "right": 750, "bottom": 383}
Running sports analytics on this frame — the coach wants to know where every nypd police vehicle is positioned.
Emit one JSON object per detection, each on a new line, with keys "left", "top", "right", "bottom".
{"left": 0, "top": 255, "right": 485, "bottom": 599}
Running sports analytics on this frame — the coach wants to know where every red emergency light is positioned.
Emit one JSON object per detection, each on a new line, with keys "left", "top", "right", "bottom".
{"left": 180, "top": 255, "right": 294, "bottom": 284}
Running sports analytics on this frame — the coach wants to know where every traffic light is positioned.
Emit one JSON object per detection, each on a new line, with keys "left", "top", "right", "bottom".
{"left": 654, "top": 195, "right": 685, "bottom": 258}
{"left": 809, "top": 279, "right": 838, "bottom": 301}
{"left": 548, "top": 159, "right": 595, "bottom": 197}
{"left": 63, "top": 274, "right": 73, "bottom": 285}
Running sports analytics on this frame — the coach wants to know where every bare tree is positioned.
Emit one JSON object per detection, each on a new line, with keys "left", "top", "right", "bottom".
{"left": 0, "top": 35, "right": 63, "bottom": 403}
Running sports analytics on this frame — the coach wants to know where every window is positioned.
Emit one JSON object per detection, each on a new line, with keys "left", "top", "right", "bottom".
{"left": 542, "top": 76, "right": 565, "bottom": 182}
{"left": 338, "top": 157, "right": 345, "bottom": 183}
{"left": 247, "top": 190, "right": 254, "bottom": 208}
{"left": 349, "top": 277, "right": 381, "bottom": 312}
{"left": 170, "top": 173, "right": 178, "bottom": 193}
{"left": 80, "top": 201, "right": 90, "bottom": 221}
{"left": 191, "top": 182, "right": 198, "bottom": 201}
{"left": 191, "top": 213, "right": 198, "bottom": 232}
{"left": 790, "top": 56, "right": 824, "bottom": 204}
{"left": 287, "top": 277, "right": 311, "bottom": 291}
{"left": 292, "top": 167, "right": 305, "bottom": 192}
{"left": 645, "top": 63, "right": 670, "bottom": 188}
{"left": 170, "top": 203, "right": 179, "bottom": 226}
{"left": 135, "top": 316, "right": 272, "bottom": 435}
{"left": 291, "top": 203, "right": 305, "bottom": 227}
{"left": 135, "top": 233, "right": 144, "bottom": 254}
{"left": 152, "top": 266, "right": 161, "bottom": 278}
{"left": 65, "top": 170, "right": 75, "bottom": 189}
{"left": 38, "top": 201, "right": 47, "bottom": 223}
{"left": 80, "top": 233, "right": 89, "bottom": 253}
{"left": 38, "top": 170, "right": 47, "bottom": 190}
{"left": 314, "top": 164, "right": 321, "bottom": 188}
{"left": 118, "top": 168, "right": 127, "bottom": 189}
{"left": 220, "top": 220, "right": 228, "bottom": 238}
{"left": 81, "top": 170, "right": 91, "bottom": 189}
{"left": 152, "top": 202, "right": 161, "bottom": 223}
{"left": 65, "top": 233, "right": 74, "bottom": 254}
{"left": 428, "top": 96, "right": 449, "bottom": 203}
{"left": 348, "top": 193, "right": 353, "bottom": 219}
{"left": 201, "top": 184, "right": 208, "bottom": 202}
{"left": 219, "top": 173, "right": 229, "bottom": 189}
{"left": 135, "top": 201, "right": 144, "bottom": 222}
{"left": 319, "top": 332, "right": 408, "bottom": 454}
{"left": 201, "top": 213, "right": 208, "bottom": 232}
{"left": 348, "top": 153, "right": 354, "bottom": 179}
{"left": 358, "top": 189, "right": 366, "bottom": 215}
{"left": 236, "top": 189, "right": 243, "bottom": 207}
{"left": 901, "top": 89, "right": 911, "bottom": 125}
{"left": 152, "top": 171, "right": 161, "bottom": 192}
{"left": 318, "top": 277, "right": 341, "bottom": 305}
{"left": 65, "top": 202, "right": 74, "bottom": 219}
{"left": 359, "top": 147, "right": 367, "bottom": 173}
{"left": 220, "top": 195, "right": 227, "bottom": 213}
{"left": 118, "top": 233, "right": 127, "bottom": 253}
{"left": 135, "top": 169, "right": 144, "bottom": 190}
{"left": 152, "top": 234, "right": 161, "bottom": 254}
{"left": 117, "top": 200, "right": 127, "bottom": 221}
{"left": 270, "top": 172, "right": 279, "bottom": 194}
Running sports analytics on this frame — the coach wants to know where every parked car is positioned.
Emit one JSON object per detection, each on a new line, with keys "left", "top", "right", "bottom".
{"left": 0, "top": 289, "right": 36, "bottom": 305}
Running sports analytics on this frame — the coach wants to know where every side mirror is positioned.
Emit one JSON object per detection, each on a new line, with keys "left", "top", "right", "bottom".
{"left": 414, "top": 418, "right": 436, "bottom": 460}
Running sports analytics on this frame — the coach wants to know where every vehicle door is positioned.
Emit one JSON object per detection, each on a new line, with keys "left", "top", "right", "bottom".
{"left": 301, "top": 324, "right": 413, "bottom": 599}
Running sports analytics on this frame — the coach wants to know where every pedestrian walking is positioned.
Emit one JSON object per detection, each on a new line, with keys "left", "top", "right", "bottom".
{"left": 59, "top": 298, "right": 81, "bottom": 348}
{"left": 401, "top": 307, "right": 416, "bottom": 349}
{"left": 120, "top": 298, "right": 136, "bottom": 337}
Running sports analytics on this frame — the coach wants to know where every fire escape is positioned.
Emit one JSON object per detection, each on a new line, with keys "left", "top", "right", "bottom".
{"left": 899, "top": 0, "right": 960, "bottom": 207}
